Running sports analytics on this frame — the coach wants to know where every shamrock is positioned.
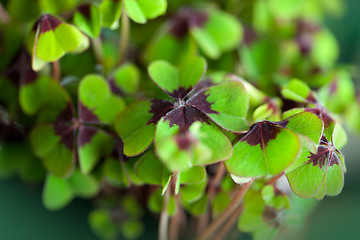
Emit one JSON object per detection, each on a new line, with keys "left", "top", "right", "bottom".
{"left": 29, "top": 14, "right": 89, "bottom": 71}
{"left": 225, "top": 111, "right": 324, "bottom": 178}
{"left": 116, "top": 56, "right": 249, "bottom": 171}
{"left": 30, "top": 74, "right": 125, "bottom": 177}
{"left": 73, "top": 3, "right": 102, "bottom": 38}
{"left": 282, "top": 79, "right": 347, "bottom": 147}
{"left": 286, "top": 136, "right": 345, "bottom": 199}
{"left": 143, "top": 8, "right": 243, "bottom": 64}
{"left": 100, "top": 0, "right": 167, "bottom": 28}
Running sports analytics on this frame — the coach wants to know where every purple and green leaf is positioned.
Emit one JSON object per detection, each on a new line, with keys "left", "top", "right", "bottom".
{"left": 31, "top": 14, "right": 89, "bottom": 71}
{"left": 225, "top": 120, "right": 300, "bottom": 177}
{"left": 286, "top": 137, "right": 345, "bottom": 199}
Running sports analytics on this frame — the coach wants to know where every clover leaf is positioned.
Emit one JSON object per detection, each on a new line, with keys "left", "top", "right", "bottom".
{"left": 143, "top": 8, "right": 242, "bottom": 64}
{"left": 43, "top": 169, "right": 99, "bottom": 210}
{"left": 123, "top": 0, "right": 167, "bottom": 24}
{"left": 29, "top": 14, "right": 89, "bottom": 71}
{"left": 73, "top": 3, "right": 102, "bottom": 38}
{"left": 31, "top": 74, "right": 125, "bottom": 177}
{"left": 100, "top": 0, "right": 167, "bottom": 28}
{"left": 116, "top": 57, "right": 249, "bottom": 171}
{"left": 225, "top": 112, "right": 323, "bottom": 177}
{"left": 286, "top": 136, "right": 345, "bottom": 199}
{"left": 238, "top": 187, "right": 287, "bottom": 240}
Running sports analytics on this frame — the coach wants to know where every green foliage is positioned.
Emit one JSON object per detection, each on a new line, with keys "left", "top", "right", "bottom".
{"left": 0, "top": 0, "right": 357, "bottom": 239}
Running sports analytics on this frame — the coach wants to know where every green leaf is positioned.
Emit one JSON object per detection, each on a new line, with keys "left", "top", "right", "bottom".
{"left": 332, "top": 122, "right": 347, "bottom": 150}
{"left": 137, "top": 0, "right": 167, "bottom": 19}
{"left": 32, "top": 15, "right": 89, "bottom": 71}
{"left": 191, "top": 28, "right": 221, "bottom": 59}
{"left": 180, "top": 178, "right": 207, "bottom": 203}
{"left": 73, "top": 4, "right": 102, "bottom": 38}
{"left": 189, "top": 80, "right": 249, "bottom": 132}
{"left": 179, "top": 166, "right": 206, "bottom": 184}
{"left": 7, "top": 0, "right": 39, "bottom": 23}
{"left": 100, "top": 0, "right": 122, "bottom": 29}
{"left": 79, "top": 74, "right": 125, "bottom": 123}
{"left": 124, "top": 0, "right": 167, "bottom": 24}
{"left": 148, "top": 188, "right": 163, "bottom": 213}
{"left": 135, "top": 152, "right": 170, "bottom": 185}
{"left": 281, "top": 79, "right": 315, "bottom": 103}
{"left": 39, "top": 0, "right": 76, "bottom": 15}
{"left": 112, "top": 63, "right": 140, "bottom": 93}
{"left": 167, "top": 195, "right": 177, "bottom": 216}
{"left": 19, "top": 75, "right": 69, "bottom": 116}
{"left": 287, "top": 151, "right": 327, "bottom": 193}
{"left": 43, "top": 174, "right": 73, "bottom": 210}
{"left": 89, "top": 209, "right": 117, "bottom": 240}
{"left": 148, "top": 57, "right": 206, "bottom": 98}
{"left": 68, "top": 169, "right": 99, "bottom": 197}
{"left": 182, "top": 194, "right": 208, "bottom": 216}
{"left": 286, "top": 141, "right": 345, "bottom": 198}
{"left": 123, "top": 0, "right": 147, "bottom": 24}
{"left": 143, "top": 33, "right": 197, "bottom": 65}
{"left": 155, "top": 120, "right": 232, "bottom": 172}
{"left": 284, "top": 112, "right": 324, "bottom": 152}
{"left": 30, "top": 124, "right": 74, "bottom": 178}
{"left": 203, "top": 10, "right": 243, "bottom": 52}
{"left": 78, "top": 128, "right": 114, "bottom": 174}
{"left": 119, "top": 220, "right": 144, "bottom": 239}
{"left": 318, "top": 70, "right": 355, "bottom": 113}
{"left": 103, "top": 157, "right": 129, "bottom": 186}
{"left": 311, "top": 30, "right": 338, "bottom": 69}
{"left": 115, "top": 101, "right": 156, "bottom": 156}
{"left": 325, "top": 162, "right": 344, "bottom": 196}
{"left": 238, "top": 190, "right": 266, "bottom": 232}
{"left": 268, "top": 0, "right": 302, "bottom": 19}
{"left": 226, "top": 121, "right": 300, "bottom": 177}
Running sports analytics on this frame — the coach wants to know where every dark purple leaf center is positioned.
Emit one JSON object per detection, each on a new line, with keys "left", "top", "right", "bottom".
{"left": 241, "top": 121, "right": 286, "bottom": 149}
{"left": 77, "top": 4, "right": 91, "bottom": 19}
{"left": 306, "top": 142, "right": 340, "bottom": 169}
{"left": 53, "top": 102, "right": 102, "bottom": 149}
{"left": 305, "top": 107, "right": 333, "bottom": 127}
{"left": 34, "top": 14, "right": 62, "bottom": 33}
{"left": 169, "top": 8, "right": 208, "bottom": 39}
{"left": 147, "top": 85, "right": 219, "bottom": 131}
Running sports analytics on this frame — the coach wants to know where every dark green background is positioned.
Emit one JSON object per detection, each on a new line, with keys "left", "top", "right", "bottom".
{"left": 1, "top": 0, "right": 360, "bottom": 239}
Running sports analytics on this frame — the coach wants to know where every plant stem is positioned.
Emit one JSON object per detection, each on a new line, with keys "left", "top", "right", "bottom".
{"left": 267, "top": 172, "right": 284, "bottom": 186}
{"left": 213, "top": 205, "right": 243, "bottom": 240}
{"left": 196, "top": 179, "right": 253, "bottom": 240}
{"left": 159, "top": 186, "right": 171, "bottom": 240}
{"left": 52, "top": 61, "right": 61, "bottom": 82}
{"left": 169, "top": 195, "right": 181, "bottom": 240}
{"left": 0, "top": 2, "right": 10, "bottom": 25}
{"left": 91, "top": 37, "right": 103, "bottom": 65}
{"left": 118, "top": 10, "right": 129, "bottom": 65}
{"left": 196, "top": 163, "right": 226, "bottom": 234}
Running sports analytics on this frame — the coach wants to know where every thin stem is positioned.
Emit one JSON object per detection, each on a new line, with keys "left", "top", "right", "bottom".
{"left": 169, "top": 195, "right": 181, "bottom": 240}
{"left": 213, "top": 205, "right": 243, "bottom": 240}
{"left": 52, "top": 61, "right": 61, "bottom": 82}
{"left": 196, "top": 163, "right": 226, "bottom": 234}
{"left": 197, "top": 179, "right": 253, "bottom": 240}
{"left": 267, "top": 172, "right": 284, "bottom": 186}
{"left": 91, "top": 37, "right": 103, "bottom": 65}
{"left": 118, "top": 10, "right": 129, "bottom": 65}
{"left": 159, "top": 186, "right": 171, "bottom": 240}
{"left": 0, "top": 2, "right": 10, "bottom": 25}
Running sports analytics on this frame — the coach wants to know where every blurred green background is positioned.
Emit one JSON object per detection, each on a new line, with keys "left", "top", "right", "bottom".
{"left": 1, "top": 0, "right": 360, "bottom": 239}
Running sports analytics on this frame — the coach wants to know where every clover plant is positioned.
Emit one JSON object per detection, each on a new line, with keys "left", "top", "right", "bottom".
{"left": 0, "top": 0, "right": 358, "bottom": 240}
